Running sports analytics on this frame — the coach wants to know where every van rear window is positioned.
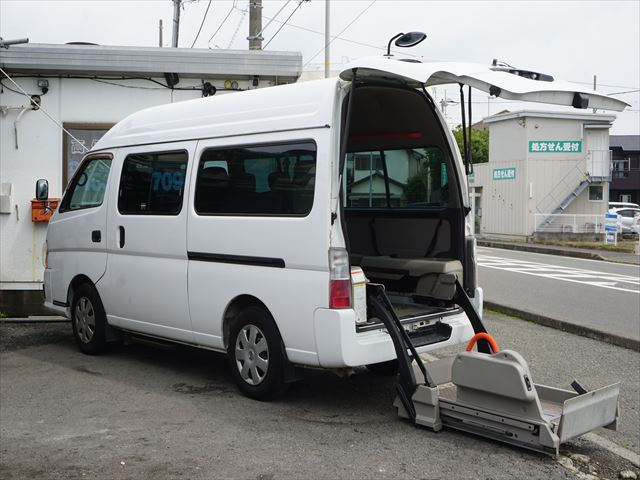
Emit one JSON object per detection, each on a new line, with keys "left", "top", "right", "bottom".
{"left": 118, "top": 151, "right": 188, "bottom": 215}
{"left": 344, "top": 147, "right": 451, "bottom": 209}
{"left": 194, "top": 141, "right": 316, "bottom": 216}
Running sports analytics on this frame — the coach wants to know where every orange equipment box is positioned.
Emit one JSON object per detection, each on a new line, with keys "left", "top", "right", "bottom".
{"left": 31, "top": 198, "right": 59, "bottom": 222}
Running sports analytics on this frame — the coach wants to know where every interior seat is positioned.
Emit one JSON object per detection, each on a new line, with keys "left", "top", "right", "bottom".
{"left": 351, "top": 255, "right": 462, "bottom": 301}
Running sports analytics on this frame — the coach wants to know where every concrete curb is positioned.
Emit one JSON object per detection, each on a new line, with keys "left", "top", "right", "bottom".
{"left": 1, "top": 316, "right": 68, "bottom": 323}
{"left": 485, "top": 301, "right": 640, "bottom": 352}
{"left": 477, "top": 240, "right": 606, "bottom": 261}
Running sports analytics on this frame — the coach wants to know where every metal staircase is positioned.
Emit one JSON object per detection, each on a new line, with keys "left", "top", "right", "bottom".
{"left": 535, "top": 151, "right": 611, "bottom": 233}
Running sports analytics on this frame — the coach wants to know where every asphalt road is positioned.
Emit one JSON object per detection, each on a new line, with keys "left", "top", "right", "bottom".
{"left": 1, "top": 316, "right": 638, "bottom": 480}
{"left": 478, "top": 247, "right": 640, "bottom": 342}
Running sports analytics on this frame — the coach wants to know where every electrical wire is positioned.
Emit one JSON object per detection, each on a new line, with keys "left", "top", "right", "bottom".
{"left": 263, "top": 0, "right": 306, "bottom": 49}
{"left": 0, "top": 67, "right": 90, "bottom": 153}
{"left": 570, "top": 80, "right": 639, "bottom": 90}
{"left": 191, "top": 0, "right": 213, "bottom": 48}
{"left": 227, "top": 2, "right": 248, "bottom": 49}
{"left": 0, "top": 78, "right": 35, "bottom": 95}
{"left": 90, "top": 78, "right": 166, "bottom": 90}
{"left": 256, "top": 1, "right": 291, "bottom": 40}
{"left": 259, "top": 12, "right": 419, "bottom": 59}
{"left": 208, "top": 0, "right": 237, "bottom": 48}
{"left": 6, "top": 74, "right": 245, "bottom": 93}
{"left": 607, "top": 89, "right": 640, "bottom": 96}
{"left": 303, "top": 0, "right": 377, "bottom": 67}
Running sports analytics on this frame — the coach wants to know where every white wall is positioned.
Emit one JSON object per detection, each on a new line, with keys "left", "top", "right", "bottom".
{"left": 0, "top": 76, "right": 251, "bottom": 289}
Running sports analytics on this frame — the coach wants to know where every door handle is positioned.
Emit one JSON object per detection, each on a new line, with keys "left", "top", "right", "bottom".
{"left": 91, "top": 230, "right": 101, "bottom": 243}
{"left": 118, "top": 226, "right": 125, "bottom": 248}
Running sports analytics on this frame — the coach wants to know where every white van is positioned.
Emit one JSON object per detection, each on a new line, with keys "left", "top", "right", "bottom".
{"left": 41, "top": 57, "right": 627, "bottom": 399}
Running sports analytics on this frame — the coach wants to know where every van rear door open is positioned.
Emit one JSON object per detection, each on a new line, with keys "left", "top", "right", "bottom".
{"left": 339, "top": 57, "right": 628, "bottom": 112}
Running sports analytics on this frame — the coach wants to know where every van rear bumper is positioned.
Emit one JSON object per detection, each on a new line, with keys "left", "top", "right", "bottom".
{"left": 313, "top": 302, "right": 477, "bottom": 368}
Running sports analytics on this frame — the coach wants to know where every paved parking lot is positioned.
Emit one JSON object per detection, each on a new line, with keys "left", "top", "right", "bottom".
{"left": 1, "top": 313, "right": 638, "bottom": 480}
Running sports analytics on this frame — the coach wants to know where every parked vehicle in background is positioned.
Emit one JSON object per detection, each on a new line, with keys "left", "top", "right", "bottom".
{"left": 609, "top": 207, "right": 640, "bottom": 233}
{"left": 608, "top": 201, "right": 639, "bottom": 211}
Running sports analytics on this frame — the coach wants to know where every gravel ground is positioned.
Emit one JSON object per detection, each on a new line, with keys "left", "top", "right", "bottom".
{"left": 1, "top": 313, "right": 638, "bottom": 480}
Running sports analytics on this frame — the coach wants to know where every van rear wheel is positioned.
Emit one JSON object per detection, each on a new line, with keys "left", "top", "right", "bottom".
{"left": 227, "top": 307, "right": 287, "bottom": 400}
{"left": 71, "top": 283, "right": 108, "bottom": 355}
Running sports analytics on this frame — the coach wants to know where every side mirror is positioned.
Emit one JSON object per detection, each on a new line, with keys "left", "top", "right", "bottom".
{"left": 35, "top": 179, "right": 49, "bottom": 200}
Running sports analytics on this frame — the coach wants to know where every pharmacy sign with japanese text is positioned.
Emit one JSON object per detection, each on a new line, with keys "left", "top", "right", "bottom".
{"left": 529, "top": 140, "right": 581, "bottom": 153}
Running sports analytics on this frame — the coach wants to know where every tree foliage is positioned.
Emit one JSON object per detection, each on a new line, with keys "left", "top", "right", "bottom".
{"left": 452, "top": 126, "right": 489, "bottom": 164}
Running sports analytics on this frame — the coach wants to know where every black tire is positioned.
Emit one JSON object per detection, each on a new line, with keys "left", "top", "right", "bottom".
{"left": 70, "top": 283, "right": 108, "bottom": 355}
{"left": 227, "top": 306, "right": 287, "bottom": 400}
{"left": 366, "top": 359, "right": 399, "bottom": 376}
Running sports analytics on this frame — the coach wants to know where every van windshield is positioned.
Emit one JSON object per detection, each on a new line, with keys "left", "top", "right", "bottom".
{"left": 344, "top": 147, "right": 450, "bottom": 209}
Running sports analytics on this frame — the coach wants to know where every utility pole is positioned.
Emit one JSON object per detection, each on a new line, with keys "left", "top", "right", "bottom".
{"left": 592, "top": 74, "right": 597, "bottom": 113}
{"left": 159, "top": 19, "right": 163, "bottom": 47}
{"left": 171, "top": 0, "right": 181, "bottom": 48}
{"left": 248, "top": 0, "right": 263, "bottom": 50}
{"left": 324, "top": 0, "right": 330, "bottom": 78}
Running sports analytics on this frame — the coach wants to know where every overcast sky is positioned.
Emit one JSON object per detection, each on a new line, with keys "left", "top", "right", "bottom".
{"left": 1, "top": 0, "right": 638, "bottom": 133}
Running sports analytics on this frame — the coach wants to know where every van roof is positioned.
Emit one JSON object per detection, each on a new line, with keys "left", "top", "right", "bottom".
{"left": 93, "top": 77, "right": 340, "bottom": 151}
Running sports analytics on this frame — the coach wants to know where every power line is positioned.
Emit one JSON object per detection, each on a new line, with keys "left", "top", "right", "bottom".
{"left": 190, "top": 0, "right": 213, "bottom": 48}
{"left": 570, "top": 80, "right": 639, "bottom": 90}
{"left": 260, "top": 10, "right": 419, "bottom": 59}
{"left": 208, "top": 0, "right": 237, "bottom": 48}
{"left": 227, "top": 3, "right": 248, "bottom": 49}
{"left": 264, "top": 1, "right": 307, "bottom": 49}
{"left": 607, "top": 89, "right": 640, "bottom": 96}
{"left": 303, "top": 0, "right": 377, "bottom": 67}
{"left": 0, "top": 67, "right": 89, "bottom": 153}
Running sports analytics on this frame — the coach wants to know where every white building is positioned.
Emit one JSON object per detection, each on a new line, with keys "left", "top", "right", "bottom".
{"left": 470, "top": 110, "right": 615, "bottom": 239}
{"left": 0, "top": 43, "right": 301, "bottom": 313}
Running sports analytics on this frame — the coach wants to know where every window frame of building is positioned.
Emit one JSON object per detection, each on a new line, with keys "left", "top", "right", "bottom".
{"left": 62, "top": 123, "right": 114, "bottom": 188}
{"left": 612, "top": 157, "right": 631, "bottom": 179}
{"left": 59, "top": 154, "right": 113, "bottom": 213}
{"left": 194, "top": 140, "right": 317, "bottom": 217}
{"left": 588, "top": 185, "right": 604, "bottom": 202}
{"left": 117, "top": 150, "right": 189, "bottom": 216}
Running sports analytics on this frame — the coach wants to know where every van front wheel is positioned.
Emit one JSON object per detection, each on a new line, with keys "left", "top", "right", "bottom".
{"left": 71, "top": 283, "right": 107, "bottom": 355}
{"left": 227, "top": 307, "right": 287, "bottom": 400}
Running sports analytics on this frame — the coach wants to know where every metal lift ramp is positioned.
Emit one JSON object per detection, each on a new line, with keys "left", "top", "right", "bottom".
{"left": 367, "top": 283, "right": 620, "bottom": 456}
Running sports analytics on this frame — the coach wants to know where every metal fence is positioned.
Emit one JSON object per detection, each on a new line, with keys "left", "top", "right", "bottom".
{"left": 534, "top": 213, "right": 606, "bottom": 233}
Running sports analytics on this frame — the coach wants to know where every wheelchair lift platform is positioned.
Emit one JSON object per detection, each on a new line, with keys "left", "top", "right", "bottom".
{"left": 367, "top": 282, "right": 620, "bottom": 456}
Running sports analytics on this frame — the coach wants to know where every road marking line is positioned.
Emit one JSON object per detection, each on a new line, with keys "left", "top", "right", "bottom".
{"left": 479, "top": 263, "right": 640, "bottom": 294}
{"left": 479, "top": 246, "right": 640, "bottom": 268}
{"left": 478, "top": 253, "right": 640, "bottom": 293}
{"left": 583, "top": 432, "right": 640, "bottom": 467}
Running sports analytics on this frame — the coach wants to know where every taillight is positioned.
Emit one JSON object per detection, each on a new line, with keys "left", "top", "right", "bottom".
{"left": 329, "top": 247, "right": 351, "bottom": 309}
{"left": 42, "top": 241, "right": 48, "bottom": 269}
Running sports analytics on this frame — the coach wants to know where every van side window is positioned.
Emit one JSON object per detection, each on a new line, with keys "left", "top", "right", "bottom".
{"left": 118, "top": 151, "right": 188, "bottom": 215}
{"left": 344, "top": 147, "right": 450, "bottom": 209}
{"left": 60, "top": 157, "right": 112, "bottom": 212}
{"left": 194, "top": 141, "right": 316, "bottom": 216}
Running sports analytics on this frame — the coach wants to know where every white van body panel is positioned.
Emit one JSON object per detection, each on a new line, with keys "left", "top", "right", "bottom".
{"left": 340, "top": 57, "right": 629, "bottom": 112}
{"left": 314, "top": 308, "right": 474, "bottom": 368}
{"left": 92, "top": 79, "right": 339, "bottom": 151}
{"left": 45, "top": 158, "right": 116, "bottom": 309}
{"left": 99, "top": 142, "right": 197, "bottom": 343}
{"left": 186, "top": 128, "right": 334, "bottom": 365}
